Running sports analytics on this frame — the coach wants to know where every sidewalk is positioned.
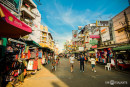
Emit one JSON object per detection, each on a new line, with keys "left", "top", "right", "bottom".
{"left": 17, "top": 58, "right": 130, "bottom": 87}
{"left": 17, "top": 64, "right": 69, "bottom": 87}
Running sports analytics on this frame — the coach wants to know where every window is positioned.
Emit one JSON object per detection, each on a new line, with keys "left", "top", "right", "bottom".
{"left": 0, "top": 0, "right": 21, "bottom": 13}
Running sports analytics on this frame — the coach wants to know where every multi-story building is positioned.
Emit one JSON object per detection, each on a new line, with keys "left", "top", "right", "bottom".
{"left": 0, "top": 0, "right": 21, "bottom": 18}
{"left": 20, "top": 0, "right": 41, "bottom": 43}
{"left": 112, "top": 6, "right": 130, "bottom": 44}
{"left": 39, "top": 25, "right": 55, "bottom": 51}
{"left": 39, "top": 25, "right": 47, "bottom": 47}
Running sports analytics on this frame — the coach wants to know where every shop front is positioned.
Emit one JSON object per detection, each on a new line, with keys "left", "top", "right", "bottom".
{"left": 0, "top": 3, "right": 32, "bottom": 86}
{"left": 97, "top": 47, "right": 113, "bottom": 65}
{"left": 113, "top": 45, "right": 130, "bottom": 70}
{"left": 0, "top": 4, "right": 32, "bottom": 38}
{"left": 1, "top": 38, "right": 28, "bottom": 87}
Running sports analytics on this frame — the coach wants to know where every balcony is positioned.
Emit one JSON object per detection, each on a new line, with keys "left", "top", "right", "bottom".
{"left": 21, "top": 6, "right": 35, "bottom": 19}
{"left": 20, "top": 17, "right": 33, "bottom": 27}
{"left": 24, "top": 0, "right": 37, "bottom": 8}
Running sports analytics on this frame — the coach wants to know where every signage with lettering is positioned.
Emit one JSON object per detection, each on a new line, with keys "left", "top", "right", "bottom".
{"left": 79, "top": 47, "right": 84, "bottom": 51}
{"left": 90, "top": 35, "right": 100, "bottom": 38}
{"left": 100, "top": 27, "right": 110, "bottom": 42}
{"left": 92, "top": 45, "right": 97, "bottom": 48}
{"left": 90, "top": 40, "right": 98, "bottom": 45}
{"left": 96, "top": 20, "right": 109, "bottom": 27}
{"left": 72, "top": 30, "right": 78, "bottom": 41}
{"left": 78, "top": 26, "right": 83, "bottom": 30}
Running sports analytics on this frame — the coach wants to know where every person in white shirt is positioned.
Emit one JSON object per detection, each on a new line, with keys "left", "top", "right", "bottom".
{"left": 69, "top": 54, "right": 75, "bottom": 72}
{"left": 90, "top": 54, "right": 96, "bottom": 72}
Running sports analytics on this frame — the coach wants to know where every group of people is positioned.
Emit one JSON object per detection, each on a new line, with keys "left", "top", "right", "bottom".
{"left": 69, "top": 54, "right": 96, "bottom": 73}
{"left": 51, "top": 55, "right": 60, "bottom": 71}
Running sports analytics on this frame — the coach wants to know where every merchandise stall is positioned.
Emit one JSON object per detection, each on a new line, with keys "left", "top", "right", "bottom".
{"left": 2, "top": 38, "right": 28, "bottom": 86}
{"left": 97, "top": 48, "right": 112, "bottom": 64}
{"left": 0, "top": 3, "right": 32, "bottom": 86}
{"left": 25, "top": 41, "right": 41, "bottom": 74}
{"left": 113, "top": 45, "right": 130, "bottom": 70}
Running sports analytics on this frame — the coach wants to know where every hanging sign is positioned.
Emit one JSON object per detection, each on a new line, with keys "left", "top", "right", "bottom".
{"left": 79, "top": 47, "right": 84, "bottom": 51}
{"left": 90, "top": 35, "right": 100, "bottom": 38}
{"left": 72, "top": 30, "right": 78, "bottom": 41}
{"left": 90, "top": 40, "right": 98, "bottom": 45}
{"left": 96, "top": 20, "right": 109, "bottom": 27}
{"left": 92, "top": 45, "right": 97, "bottom": 48}
{"left": 78, "top": 26, "right": 83, "bottom": 30}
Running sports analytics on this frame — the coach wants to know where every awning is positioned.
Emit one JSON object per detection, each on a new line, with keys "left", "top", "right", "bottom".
{"left": 113, "top": 45, "right": 130, "bottom": 51}
{"left": 8, "top": 38, "right": 26, "bottom": 45}
{"left": 0, "top": 4, "right": 32, "bottom": 38}
{"left": 25, "top": 41, "right": 41, "bottom": 47}
{"left": 89, "top": 51, "right": 95, "bottom": 53}
{"left": 97, "top": 45, "right": 116, "bottom": 49}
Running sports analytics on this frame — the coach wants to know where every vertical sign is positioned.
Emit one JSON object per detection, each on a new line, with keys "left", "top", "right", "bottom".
{"left": 72, "top": 30, "right": 78, "bottom": 41}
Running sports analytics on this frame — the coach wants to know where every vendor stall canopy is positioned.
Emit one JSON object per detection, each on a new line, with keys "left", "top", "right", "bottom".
{"left": 25, "top": 41, "right": 41, "bottom": 48}
{"left": 113, "top": 45, "right": 130, "bottom": 51}
{"left": 0, "top": 4, "right": 32, "bottom": 38}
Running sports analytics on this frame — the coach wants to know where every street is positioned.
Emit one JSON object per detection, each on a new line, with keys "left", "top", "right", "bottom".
{"left": 17, "top": 58, "right": 130, "bottom": 87}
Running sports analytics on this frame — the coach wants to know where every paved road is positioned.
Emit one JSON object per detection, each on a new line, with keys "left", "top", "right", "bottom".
{"left": 18, "top": 58, "right": 130, "bottom": 87}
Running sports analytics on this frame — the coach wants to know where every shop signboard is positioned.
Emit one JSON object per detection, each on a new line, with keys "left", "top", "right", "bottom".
{"left": 92, "top": 45, "right": 97, "bottom": 48}
{"left": 96, "top": 20, "right": 109, "bottom": 27}
{"left": 72, "top": 30, "right": 78, "bottom": 41}
{"left": 90, "top": 35, "right": 100, "bottom": 38}
{"left": 78, "top": 34, "right": 84, "bottom": 38}
{"left": 78, "top": 26, "right": 83, "bottom": 30}
{"left": 89, "top": 40, "right": 98, "bottom": 45}
{"left": 100, "top": 27, "right": 110, "bottom": 42}
{"left": 79, "top": 47, "right": 84, "bottom": 51}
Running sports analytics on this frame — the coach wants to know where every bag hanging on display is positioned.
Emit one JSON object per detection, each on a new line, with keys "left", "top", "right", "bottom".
{"left": 25, "top": 46, "right": 29, "bottom": 53}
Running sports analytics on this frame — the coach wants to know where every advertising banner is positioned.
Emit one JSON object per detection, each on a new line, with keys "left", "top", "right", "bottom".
{"left": 89, "top": 40, "right": 98, "bottom": 45}
{"left": 90, "top": 35, "right": 100, "bottom": 38}
{"left": 79, "top": 47, "right": 84, "bottom": 51}
{"left": 96, "top": 20, "right": 109, "bottom": 27}
{"left": 100, "top": 27, "right": 110, "bottom": 42}
{"left": 72, "top": 30, "right": 78, "bottom": 41}
{"left": 78, "top": 34, "right": 84, "bottom": 38}
{"left": 78, "top": 26, "right": 83, "bottom": 30}
{"left": 92, "top": 45, "right": 97, "bottom": 48}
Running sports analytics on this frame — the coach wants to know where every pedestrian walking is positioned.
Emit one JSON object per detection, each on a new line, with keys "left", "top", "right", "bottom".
{"left": 90, "top": 54, "right": 96, "bottom": 72}
{"left": 69, "top": 54, "right": 75, "bottom": 72}
{"left": 38, "top": 50, "right": 42, "bottom": 70}
{"left": 79, "top": 55, "right": 85, "bottom": 72}
{"left": 51, "top": 56, "right": 56, "bottom": 71}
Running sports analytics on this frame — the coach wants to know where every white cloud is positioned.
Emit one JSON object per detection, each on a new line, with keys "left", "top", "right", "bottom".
{"left": 41, "top": 2, "right": 113, "bottom": 52}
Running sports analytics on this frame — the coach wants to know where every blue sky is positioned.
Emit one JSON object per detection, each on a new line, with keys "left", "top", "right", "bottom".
{"left": 34, "top": 0, "right": 129, "bottom": 52}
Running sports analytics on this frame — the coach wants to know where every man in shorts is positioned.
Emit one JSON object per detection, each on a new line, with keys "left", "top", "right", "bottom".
{"left": 90, "top": 54, "right": 96, "bottom": 72}
{"left": 69, "top": 54, "right": 75, "bottom": 72}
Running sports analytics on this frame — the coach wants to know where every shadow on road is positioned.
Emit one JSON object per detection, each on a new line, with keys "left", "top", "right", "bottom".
{"left": 42, "top": 58, "right": 130, "bottom": 87}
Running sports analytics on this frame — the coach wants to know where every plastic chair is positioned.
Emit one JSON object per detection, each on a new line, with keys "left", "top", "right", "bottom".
{"left": 105, "top": 63, "right": 111, "bottom": 71}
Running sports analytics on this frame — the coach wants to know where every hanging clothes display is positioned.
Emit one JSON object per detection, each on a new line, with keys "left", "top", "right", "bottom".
{"left": 27, "top": 60, "right": 33, "bottom": 70}
{"left": 2, "top": 40, "right": 27, "bottom": 86}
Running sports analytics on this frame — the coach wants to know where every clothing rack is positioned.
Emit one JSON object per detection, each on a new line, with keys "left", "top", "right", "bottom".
{"left": 8, "top": 38, "right": 26, "bottom": 45}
